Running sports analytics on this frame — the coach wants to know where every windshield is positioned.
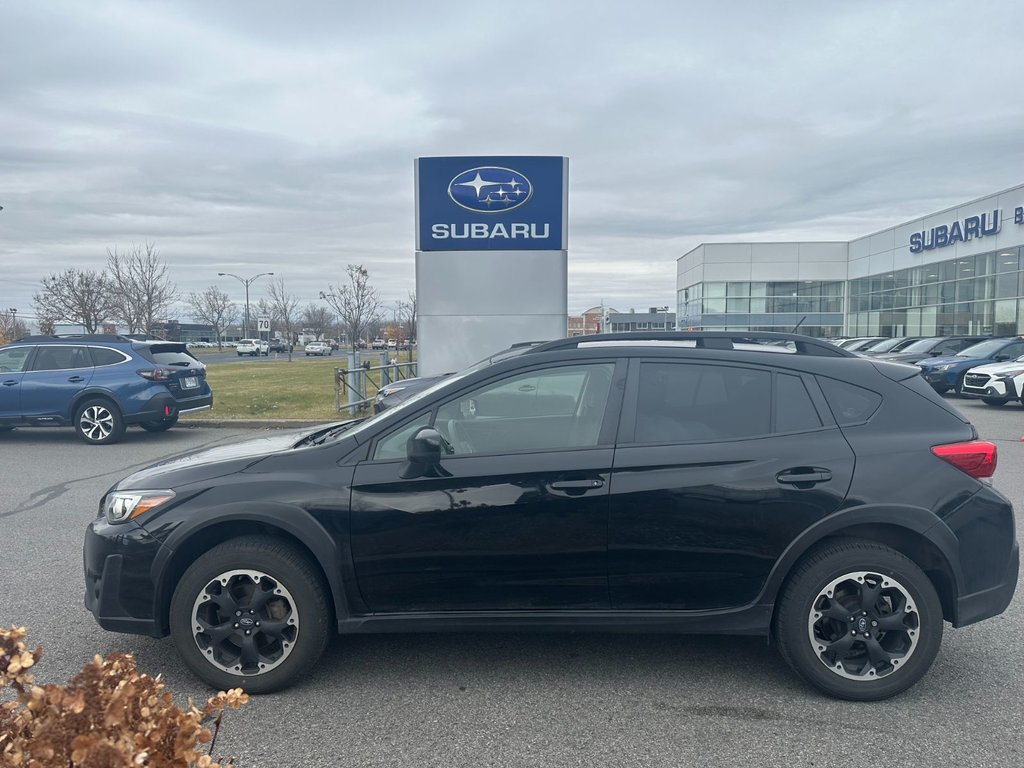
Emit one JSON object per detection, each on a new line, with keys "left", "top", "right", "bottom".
{"left": 864, "top": 337, "right": 908, "bottom": 353}
{"left": 957, "top": 339, "right": 1009, "bottom": 358}
{"left": 333, "top": 343, "right": 543, "bottom": 443}
{"left": 900, "top": 338, "right": 943, "bottom": 354}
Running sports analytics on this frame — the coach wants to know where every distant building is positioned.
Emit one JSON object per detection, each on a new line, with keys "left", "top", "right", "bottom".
{"left": 606, "top": 308, "right": 676, "bottom": 333}
{"left": 567, "top": 306, "right": 618, "bottom": 336}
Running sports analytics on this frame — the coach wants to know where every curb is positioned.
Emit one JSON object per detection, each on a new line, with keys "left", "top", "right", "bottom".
{"left": 180, "top": 418, "right": 333, "bottom": 429}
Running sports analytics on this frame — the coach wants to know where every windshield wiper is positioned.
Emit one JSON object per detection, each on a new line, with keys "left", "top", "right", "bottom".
{"left": 298, "top": 419, "right": 365, "bottom": 447}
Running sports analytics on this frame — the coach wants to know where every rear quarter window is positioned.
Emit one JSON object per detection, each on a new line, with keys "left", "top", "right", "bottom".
{"left": 816, "top": 376, "right": 882, "bottom": 425}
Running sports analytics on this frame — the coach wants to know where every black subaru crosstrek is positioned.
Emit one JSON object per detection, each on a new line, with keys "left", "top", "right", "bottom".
{"left": 84, "top": 332, "right": 1018, "bottom": 700}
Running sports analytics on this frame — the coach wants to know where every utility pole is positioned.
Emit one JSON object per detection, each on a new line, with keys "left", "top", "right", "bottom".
{"left": 218, "top": 272, "right": 274, "bottom": 338}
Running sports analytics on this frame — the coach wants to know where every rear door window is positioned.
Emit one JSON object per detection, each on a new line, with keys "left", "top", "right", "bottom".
{"left": 29, "top": 345, "right": 93, "bottom": 371}
{"left": 775, "top": 374, "right": 823, "bottom": 433}
{"left": 633, "top": 363, "right": 771, "bottom": 443}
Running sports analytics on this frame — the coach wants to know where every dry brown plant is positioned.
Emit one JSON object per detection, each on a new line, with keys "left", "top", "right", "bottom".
{"left": 1, "top": 626, "right": 248, "bottom": 767}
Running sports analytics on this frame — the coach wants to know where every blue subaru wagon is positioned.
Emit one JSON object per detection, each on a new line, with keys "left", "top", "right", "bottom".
{"left": 0, "top": 334, "right": 212, "bottom": 444}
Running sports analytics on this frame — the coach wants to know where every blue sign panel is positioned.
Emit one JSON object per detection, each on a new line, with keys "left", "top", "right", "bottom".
{"left": 417, "top": 156, "right": 566, "bottom": 251}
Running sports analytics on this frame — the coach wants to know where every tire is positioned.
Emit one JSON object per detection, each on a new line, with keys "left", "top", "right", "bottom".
{"left": 237, "top": 353, "right": 243, "bottom": 357}
{"left": 774, "top": 539, "right": 942, "bottom": 701}
{"left": 140, "top": 413, "right": 179, "bottom": 432}
{"left": 953, "top": 374, "right": 966, "bottom": 396}
{"left": 0, "top": 426, "right": 14, "bottom": 433}
{"left": 982, "top": 397, "right": 1007, "bottom": 406}
{"left": 932, "top": 386, "right": 949, "bottom": 394}
{"left": 169, "top": 536, "right": 332, "bottom": 694}
{"left": 74, "top": 398, "right": 126, "bottom": 445}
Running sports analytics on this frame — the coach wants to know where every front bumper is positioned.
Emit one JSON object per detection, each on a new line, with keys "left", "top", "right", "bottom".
{"left": 961, "top": 376, "right": 1019, "bottom": 401}
{"left": 84, "top": 517, "right": 165, "bottom": 637}
{"left": 920, "top": 368, "right": 957, "bottom": 389}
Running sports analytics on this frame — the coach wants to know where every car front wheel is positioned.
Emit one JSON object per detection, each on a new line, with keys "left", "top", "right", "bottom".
{"left": 982, "top": 397, "right": 1007, "bottom": 406}
{"left": 774, "top": 540, "right": 942, "bottom": 701}
{"left": 169, "top": 536, "right": 332, "bottom": 693}
{"left": 75, "top": 398, "right": 126, "bottom": 445}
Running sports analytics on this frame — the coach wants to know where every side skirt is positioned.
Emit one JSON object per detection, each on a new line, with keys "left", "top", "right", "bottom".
{"left": 337, "top": 605, "right": 773, "bottom": 636}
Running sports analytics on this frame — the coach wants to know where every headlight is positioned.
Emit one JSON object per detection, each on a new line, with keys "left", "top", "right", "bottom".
{"left": 934, "top": 363, "right": 957, "bottom": 371}
{"left": 998, "top": 369, "right": 1024, "bottom": 378}
{"left": 103, "top": 490, "right": 176, "bottom": 524}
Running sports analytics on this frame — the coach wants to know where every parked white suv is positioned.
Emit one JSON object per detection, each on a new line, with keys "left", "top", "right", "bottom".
{"left": 236, "top": 339, "right": 269, "bottom": 357}
{"left": 961, "top": 356, "right": 1024, "bottom": 406}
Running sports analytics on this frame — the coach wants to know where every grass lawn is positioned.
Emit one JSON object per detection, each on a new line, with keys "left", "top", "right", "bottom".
{"left": 182, "top": 358, "right": 343, "bottom": 421}
{"left": 182, "top": 356, "right": 418, "bottom": 421}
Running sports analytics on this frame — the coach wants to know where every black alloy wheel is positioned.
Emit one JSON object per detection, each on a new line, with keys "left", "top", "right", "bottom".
{"left": 775, "top": 540, "right": 942, "bottom": 701}
{"left": 75, "top": 398, "right": 126, "bottom": 445}
{"left": 141, "top": 413, "right": 180, "bottom": 432}
{"left": 170, "top": 536, "right": 331, "bottom": 693}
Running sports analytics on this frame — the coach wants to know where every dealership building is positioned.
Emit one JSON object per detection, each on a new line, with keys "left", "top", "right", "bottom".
{"left": 676, "top": 183, "right": 1024, "bottom": 339}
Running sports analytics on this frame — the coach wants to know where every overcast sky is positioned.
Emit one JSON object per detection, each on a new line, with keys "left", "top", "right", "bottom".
{"left": 3, "top": 0, "right": 1024, "bottom": 323}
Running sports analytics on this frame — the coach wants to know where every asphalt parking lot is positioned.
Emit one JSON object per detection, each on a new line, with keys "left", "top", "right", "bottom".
{"left": 1, "top": 399, "right": 1023, "bottom": 767}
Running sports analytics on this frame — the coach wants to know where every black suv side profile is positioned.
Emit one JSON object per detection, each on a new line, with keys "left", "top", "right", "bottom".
{"left": 84, "top": 332, "right": 1017, "bottom": 700}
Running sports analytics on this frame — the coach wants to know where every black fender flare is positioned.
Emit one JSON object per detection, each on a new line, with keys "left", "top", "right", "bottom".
{"left": 755, "top": 503, "right": 963, "bottom": 608}
{"left": 69, "top": 387, "right": 122, "bottom": 421}
{"left": 150, "top": 501, "right": 350, "bottom": 631}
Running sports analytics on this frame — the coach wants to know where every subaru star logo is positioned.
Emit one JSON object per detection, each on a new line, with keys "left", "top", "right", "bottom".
{"left": 448, "top": 166, "right": 532, "bottom": 213}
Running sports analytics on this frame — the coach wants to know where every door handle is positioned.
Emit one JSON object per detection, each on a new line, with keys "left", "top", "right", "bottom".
{"left": 2, "top": 380, "right": 16, "bottom": 387}
{"left": 777, "top": 468, "right": 832, "bottom": 485}
{"left": 67, "top": 376, "right": 86, "bottom": 383}
{"left": 549, "top": 478, "right": 605, "bottom": 491}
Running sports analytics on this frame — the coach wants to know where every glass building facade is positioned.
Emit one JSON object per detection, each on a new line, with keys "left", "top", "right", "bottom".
{"left": 846, "top": 247, "right": 1022, "bottom": 337}
{"left": 678, "top": 280, "right": 845, "bottom": 338}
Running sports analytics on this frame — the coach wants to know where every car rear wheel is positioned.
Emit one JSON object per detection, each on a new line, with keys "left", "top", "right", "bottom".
{"left": 774, "top": 540, "right": 942, "bottom": 701}
{"left": 140, "top": 413, "right": 180, "bottom": 432}
{"left": 75, "top": 398, "right": 126, "bottom": 445}
{"left": 169, "top": 536, "right": 332, "bottom": 693}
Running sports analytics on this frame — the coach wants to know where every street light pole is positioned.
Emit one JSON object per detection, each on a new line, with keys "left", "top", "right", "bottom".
{"left": 218, "top": 272, "right": 274, "bottom": 339}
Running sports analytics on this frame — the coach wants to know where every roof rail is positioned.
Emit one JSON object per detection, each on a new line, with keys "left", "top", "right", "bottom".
{"left": 13, "top": 334, "right": 136, "bottom": 343}
{"left": 527, "top": 331, "right": 856, "bottom": 357}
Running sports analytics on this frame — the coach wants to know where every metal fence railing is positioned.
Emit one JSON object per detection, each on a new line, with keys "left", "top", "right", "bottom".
{"left": 334, "top": 355, "right": 418, "bottom": 415}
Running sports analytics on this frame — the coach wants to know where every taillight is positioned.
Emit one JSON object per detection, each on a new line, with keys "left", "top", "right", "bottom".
{"left": 137, "top": 368, "right": 173, "bottom": 381}
{"left": 931, "top": 440, "right": 998, "bottom": 479}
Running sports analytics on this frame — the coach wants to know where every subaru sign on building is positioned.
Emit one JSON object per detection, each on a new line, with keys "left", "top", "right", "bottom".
{"left": 415, "top": 156, "right": 569, "bottom": 375}
{"left": 416, "top": 156, "right": 567, "bottom": 251}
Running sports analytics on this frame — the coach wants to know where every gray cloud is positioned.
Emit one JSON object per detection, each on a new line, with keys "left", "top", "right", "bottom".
{"left": 2, "top": 0, "right": 1023, "bottom": 321}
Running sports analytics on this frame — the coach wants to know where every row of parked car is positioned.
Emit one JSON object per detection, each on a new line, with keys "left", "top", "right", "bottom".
{"left": 830, "top": 335, "right": 1024, "bottom": 406}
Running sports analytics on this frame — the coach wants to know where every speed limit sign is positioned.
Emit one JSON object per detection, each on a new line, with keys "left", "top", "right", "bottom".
{"left": 257, "top": 317, "right": 270, "bottom": 332}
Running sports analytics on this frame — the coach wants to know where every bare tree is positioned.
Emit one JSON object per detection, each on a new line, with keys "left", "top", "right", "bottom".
{"left": 267, "top": 277, "right": 301, "bottom": 359}
{"left": 107, "top": 243, "right": 177, "bottom": 334}
{"left": 33, "top": 269, "right": 116, "bottom": 333}
{"left": 396, "top": 290, "right": 417, "bottom": 359}
{"left": 188, "top": 286, "right": 239, "bottom": 349}
{"left": 320, "top": 265, "right": 382, "bottom": 354}
{"left": 301, "top": 304, "right": 334, "bottom": 341}
{"left": 0, "top": 312, "right": 28, "bottom": 343}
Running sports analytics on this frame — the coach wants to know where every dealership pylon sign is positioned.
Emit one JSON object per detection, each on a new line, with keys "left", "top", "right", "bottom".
{"left": 415, "top": 156, "right": 568, "bottom": 376}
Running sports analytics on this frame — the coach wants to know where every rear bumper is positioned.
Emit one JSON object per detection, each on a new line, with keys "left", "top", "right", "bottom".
{"left": 954, "top": 543, "right": 1019, "bottom": 627}
{"left": 126, "top": 391, "right": 213, "bottom": 424}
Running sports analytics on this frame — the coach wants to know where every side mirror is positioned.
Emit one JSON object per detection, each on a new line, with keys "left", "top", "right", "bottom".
{"left": 929, "top": 350, "right": 943, "bottom": 356}
{"left": 400, "top": 427, "right": 452, "bottom": 479}
{"left": 994, "top": 354, "right": 1010, "bottom": 362}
